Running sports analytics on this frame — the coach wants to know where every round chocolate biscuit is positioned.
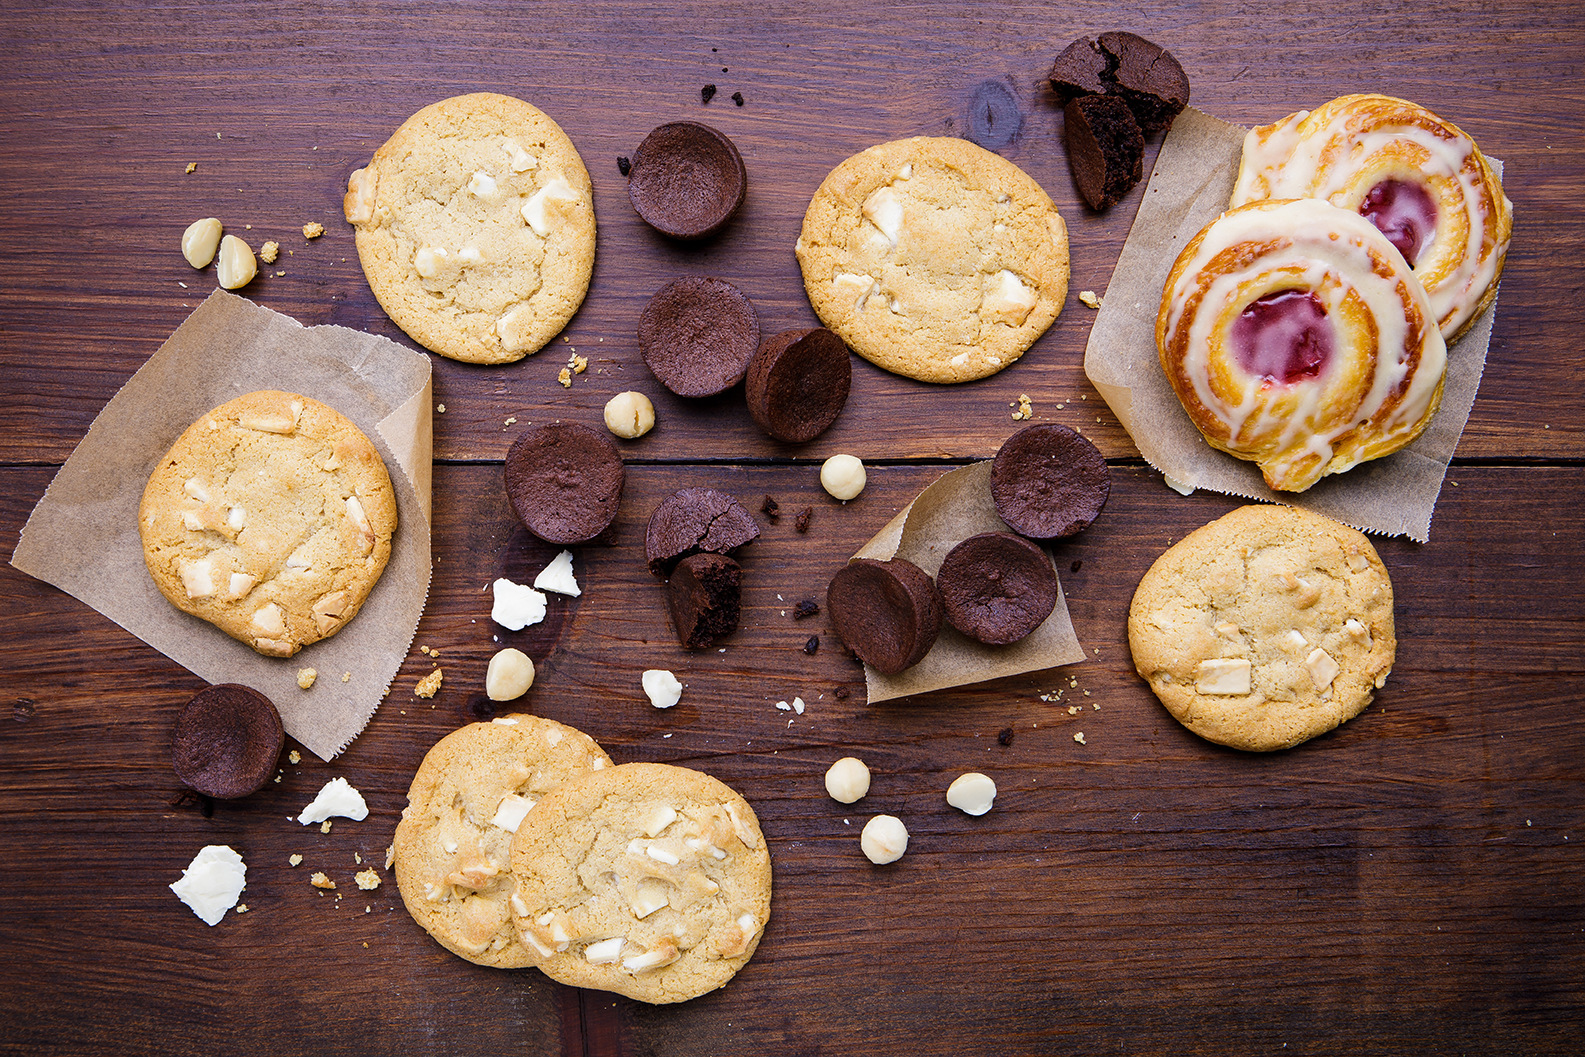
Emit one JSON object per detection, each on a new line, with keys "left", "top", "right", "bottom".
{"left": 644, "top": 487, "right": 761, "bottom": 576}
{"left": 505, "top": 422, "right": 625, "bottom": 545}
{"left": 936, "top": 532, "right": 1058, "bottom": 646}
{"left": 638, "top": 277, "right": 760, "bottom": 398}
{"left": 171, "top": 683, "right": 285, "bottom": 800}
{"left": 826, "top": 557, "right": 943, "bottom": 675}
{"left": 667, "top": 552, "right": 743, "bottom": 650}
{"left": 990, "top": 423, "right": 1110, "bottom": 540}
{"left": 745, "top": 327, "right": 852, "bottom": 443}
{"left": 627, "top": 122, "right": 747, "bottom": 239}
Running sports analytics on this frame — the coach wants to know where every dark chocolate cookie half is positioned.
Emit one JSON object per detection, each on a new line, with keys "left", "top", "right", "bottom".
{"left": 666, "top": 552, "right": 742, "bottom": 650}
{"left": 1064, "top": 93, "right": 1144, "bottom": 211}
{"left": 171, "top": 683, "right": 285, "bottom": 799}
{"left": 826, "top": 557, "right": 944, "bottom": 675}
{"left": 627, "top": 121, "right": 747, "bottom": 239}
{"left": 990, "top": 423, "right": 1110, "bottom": 540}
{"left": 645, "top": 487, "right": 761, "bottom": 576}
{"left": 505, "top": 421, "right": 626, "bottom": 545}
{"left": 638, "top": 277, "right": 760, "bottom": 398}
{"left": 936, "top": 532, "right": 1058, "bottom": 646}
{"left": 1048, "top": 37, "right": 1110, "bottom": 103}
{"left": 745, "top": 327, "right": 852, "bottom": 443}
{"left": 1096, "top": 31, "right": 1190, "bottom": 134}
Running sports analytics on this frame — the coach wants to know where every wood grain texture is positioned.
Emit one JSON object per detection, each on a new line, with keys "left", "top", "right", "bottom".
{"left": 2, "top": 2, "right": 1583, "bottom": 1055}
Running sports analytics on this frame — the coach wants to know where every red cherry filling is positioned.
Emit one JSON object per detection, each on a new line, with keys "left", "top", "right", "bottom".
{"left": 1231, "top": 289, "right": 1332, "bottom": 384}
{"left": 1360, "top": 178, "right": 1437, "bottom": 267}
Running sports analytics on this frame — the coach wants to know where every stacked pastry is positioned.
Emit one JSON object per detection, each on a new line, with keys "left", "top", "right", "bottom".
{"left": 1156, "top": 94, "right": 1513, "bottom": 492}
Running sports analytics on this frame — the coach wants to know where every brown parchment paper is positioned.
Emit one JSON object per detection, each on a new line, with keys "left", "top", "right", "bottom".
{"left": 1083, "top": 107, "right": 1500, "bottom": 542}
{"left": 851, "top": 462, "right": 1087, "bottom": 704}
{"left": 10, "top": 290, "right": 433, "bottom": 761}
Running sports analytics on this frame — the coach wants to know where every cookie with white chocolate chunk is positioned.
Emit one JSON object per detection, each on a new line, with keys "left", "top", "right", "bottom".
{"left": 1128, "top": 505, "right": 1396, "bottom": 752}
{"left": 795, "top": 135, "right": 1069, "bottom": 383}
{"left": 392, "top": 716, "right": 612, "bottom": 968}
{"left": 138, "top": 390, "right": 397, "bottom": 658}
{"left": 343, "top": 92, "right": 596, "bottom": 364}
{"left": 509, "top": 762, "right": 772, "bottom": 1004}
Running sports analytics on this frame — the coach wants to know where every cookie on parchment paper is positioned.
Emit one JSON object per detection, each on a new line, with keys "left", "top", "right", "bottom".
{"left": 795, "top": 135, "right": 1069, "bottom": 384}
{"left": 392, "top": 715, "right": 613, "bottom": 967}
{"left": 344, "top": 92, "right": 596, "bottom": 364}
{"left": 509, "top": 762, "right": 772, "bottom": 1004}
{"left": 138, "top": 390, "right": 397, "bottom": 658}
{"left": 1128, "top": 504, "right": 1396, "bottom": 752}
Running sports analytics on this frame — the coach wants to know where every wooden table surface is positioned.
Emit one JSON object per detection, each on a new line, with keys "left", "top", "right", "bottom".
{"left": 2, "top": 3, "right": 1582, "bottom": 1054}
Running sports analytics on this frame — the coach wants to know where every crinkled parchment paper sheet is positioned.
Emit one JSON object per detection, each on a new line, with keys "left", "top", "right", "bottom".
{"left": 1082, "top": 107, "right": 1500, "bottom": 542}
{"left": 852, "top": 462, "right": 1086, "bottom": 704}
{"left": 11, "top": 290, "right": 433, "bottom": 760}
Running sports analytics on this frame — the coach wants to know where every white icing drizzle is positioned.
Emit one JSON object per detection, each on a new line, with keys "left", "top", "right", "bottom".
{"left": 1231, "top": 95, "right": 1512, "bottom": 339}
{"left": 1161, "top": 198, "right": 1447, "bottom": 491}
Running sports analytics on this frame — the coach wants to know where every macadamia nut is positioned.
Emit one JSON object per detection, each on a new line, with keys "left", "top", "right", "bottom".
{"left": 181, "top": 218, "right": 223, "bottom": 269}
{"left": 945, "top": 772, "right": 997, "bottom": 816}
{"left": 824, "top": 757, "right": 871, "bottom": 804}
{"left": 860, "top": 814, "right": 908, "bottom": 864}
{"left": 820, "top": 454, "right": 866, "bottom": 500}
{"left": 216, "top": 234, "right": 257, "bottom": 289}
{"left": 604, "top": 391, "right": 656, "bottom": 439}
{"left": 485, "top": 648, "right": 535, "bottom": 701}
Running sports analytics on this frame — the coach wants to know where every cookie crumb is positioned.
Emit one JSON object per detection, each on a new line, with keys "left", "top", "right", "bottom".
{"left": 436, "top": 403, "right": 446, "bottom": 413}
{"left": 384, "top": 844, "right": 395, "bottom": 869}
{"left": 761, "top": 495, "right": 780, "bottom": 521}
{"left": 320, "top": 820, "right": 333, "bottom": 834}
{"left": 617, "top": 155, "right": 631, "bottom": 176}
{"left": 234, "top": 903, "right": 249, "bottom": 913}
{"left": 1079, "top": 290, "right": 1102, "bottom": 309}
{"left": 289, "top": 853, "right": 303, "bottom": 867}
{"left": 701, "top": 84, "right": 717, "bottom": 104}
{"left": 1073, "top": 731, "right": 1087, "bottom": 745}
{"left": 557, "top": 367, "right": 573, "bottom": 388}
{"left": 296, "top": 668, "right": 317, "bottom": 690}
{"left": 302, "top": 221, "right": 324, "bottom": 239}
{"left": 342, "top": 672, "right": 351, "bottom": 683}
{"left": 504, "top": 416, "right": 517, "bottom": 427}
{"left": 732, "top": 91, "right": 745, "bottom": 106}
{"left": 414, "top": 669, "right": 443, "bottom": 699}
{"left": 569, "top": 353, "right": 588, "bottom": 374}
{"left": 997, "top": 726, "right": 1015, "bottom": 746}
{"left": 792, "top": 599, "right": 820, "bottom": 620}
{"left": 794, "top": 506, "right": 813, "bottom": 533}
{"left": 288, "top": 750, "right": 301, "bottom": 765}
{"left": 1010, "top": 393, "right": 1033, "bottom": 420}
{"left": 354, "top": 868, "right": 382, "bottom": 891}
{"left": 834, "top": 685, "right": 850, "bottom": 700}
{"left": 310, "top": 871, "right": 336, "bottom": 890}
{"left": 803, "top": 635, "right": 819, "bottom": 655}
{"left": 185, "top": 162, "right": 197, "bottom": 174}
{"left": 260, "top": 241, "right": 280, "bottom": 264}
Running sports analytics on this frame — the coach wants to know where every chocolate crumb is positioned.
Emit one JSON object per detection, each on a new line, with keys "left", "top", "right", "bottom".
{"left": 794, "top": 506, "right": 813, "bottom": 533}
{"left": 701, "top": 84, "right": 717, "bottom": 104}
{"left": 732, "top": 92, "right": 745, "bottom": 107}
{"left": 834, "top": 686, "right": 850, "bottom": 700}
{"left": 793, "top": 599, "right": 820, "bottom": 620}
{"left": 997, "top": 726, "right": 1016, "bottom": 746}
{"left": 803, "top": 635, "right": 820, "bottom": 655}
{"left": 761, "top": 495, "right": 781, "bottom": 521}
{"left": 617, "top": 155, "right": 631, "bottom": 176}
{"left": 1071, "top": 560, "right": 1083, "bottom": 573}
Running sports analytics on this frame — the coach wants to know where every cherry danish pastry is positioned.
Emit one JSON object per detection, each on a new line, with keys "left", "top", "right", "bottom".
{"left": 1156, "top": 198, "right": 1447, "bottom": 492}
{"left": 1230, "top": 93, "right": 1512, "bottom": 342}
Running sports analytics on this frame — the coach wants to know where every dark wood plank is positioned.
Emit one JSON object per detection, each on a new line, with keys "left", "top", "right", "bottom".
{"left": 0, "top": 1, "right": 1579, "bottom": 465}
{"left": 3, "top": 461, "right": 1582, "bottom": 1055}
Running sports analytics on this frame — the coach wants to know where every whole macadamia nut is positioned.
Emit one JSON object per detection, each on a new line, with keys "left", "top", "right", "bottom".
{"left": 861, "top": 814, "right": 909, "bottom": 864}
{"left": 821, "top": 454, "right": 866, "bottom": 500}
{"left": 604, "top": 391, "right": 656, "bottom": 439}
{"left": 485, "top": 648, "right": 535, "bottom": 701}
{"left": 824, "top": 757, "right": 871, "bottom": 804}
{"left": 946, "top": 772, "right": 997, "bottom": 816}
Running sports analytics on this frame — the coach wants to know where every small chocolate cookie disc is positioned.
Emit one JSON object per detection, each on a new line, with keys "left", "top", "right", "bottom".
{"left": 505, "top": 422, "right": 626, "bottom": 545}
{"left": 936, "top": 532, "right": 1058, "bottom": 646}
{"left": 638, "top": 277, "right": 760, "bottom": 398}
{"left": 627, "top": 122, "right": 747, "bottom": 239}
{"left": 1096, "top": 31, "right": 1189, "bottom": 133}
{"left": 990, "top": 423, "right": 1111, "bottom": 540}
{"left": 826, "top": 558, "right": 944, "bottom": 675}
{"left": 1064, "top": 94, "right": 1144, "bottom": 211}
{"left": 172, "top": 683, "right": 285, "bottom": 799}
{"left": 745, "top": 327, "right": 852, "bottom": 443}
{"left": 645, "top": 487, "right": 760, "bottom": 575}
{"left": 667, "top": 552, "right": 743, "bottom": 650}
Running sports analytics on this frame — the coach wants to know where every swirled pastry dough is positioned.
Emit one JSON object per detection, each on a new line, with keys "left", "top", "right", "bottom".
{"left": 1230, "top": 93, "right": 1512, "bottom": 342}
{"left": 1156, "top": 198, "right": 1447, "bottom": 492}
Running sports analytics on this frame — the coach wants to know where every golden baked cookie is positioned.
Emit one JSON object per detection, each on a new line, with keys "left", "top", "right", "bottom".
{"left": 1128, "top": 504, "right": 1396, "bottom": 752}
{"left": 795, "top": 136, "right": 1069, "bottom": 384}
{"left": 344, "top": 92, "right": 596, "bottom": 364}
{"left": 392, "top": 715, "right": 612, "bottom": 967}
{"left": 139, "top": 391, "right": 397, "bottom": 658}
{"left": 1230, "top": 93, "right": 1512, "bottom": 342}
{"left": 509, "top": 762, "right": 772, "bottom": 1004}
{"left": 1157, "top": 198, "right": 1447, "bottom": 492}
